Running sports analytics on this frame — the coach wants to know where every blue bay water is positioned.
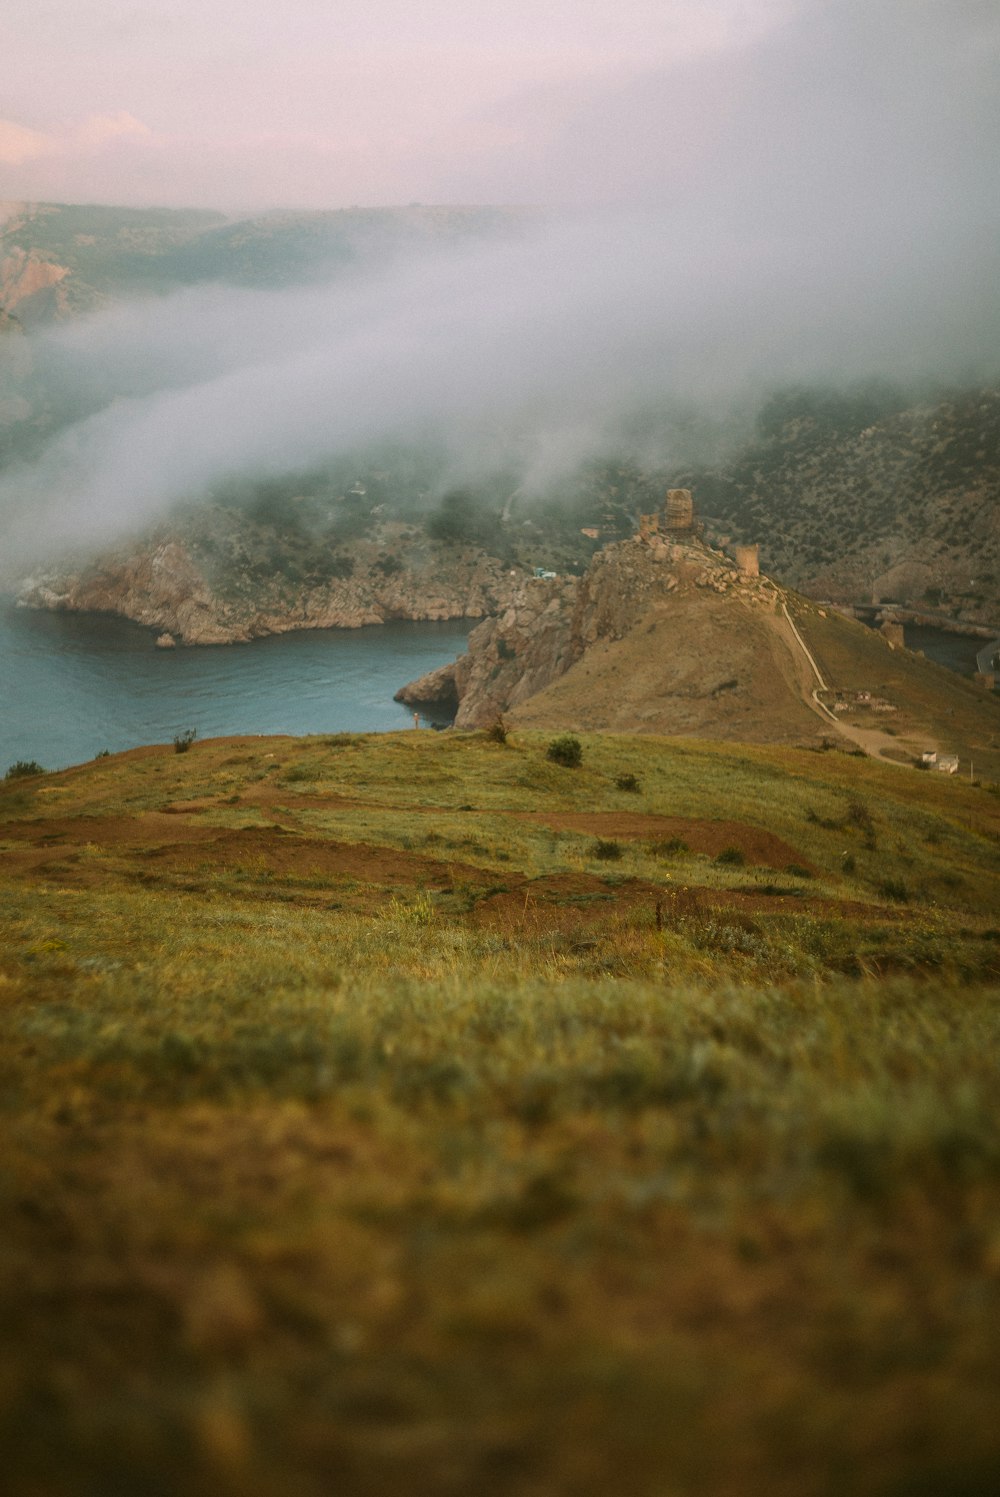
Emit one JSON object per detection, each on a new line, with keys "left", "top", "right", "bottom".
{"left": 0, "top": 601, "right": 471, "bottom": 771}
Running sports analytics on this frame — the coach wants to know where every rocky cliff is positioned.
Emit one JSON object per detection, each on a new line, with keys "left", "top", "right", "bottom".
{"left": 397, "top": 529, "right": 1000, "bottom": 765}
{"left": 396, "top": 531, "right": 791, "bottom": 733}
{"left": 17, "top": 517, "right": 519, "bottom": 645}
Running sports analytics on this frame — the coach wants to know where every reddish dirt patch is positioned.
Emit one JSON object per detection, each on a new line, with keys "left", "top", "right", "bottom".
{"left": 512, "top": 812, "right": 813, "bottom": 871}
{"left": 469, "top": 873, "right": 899, "bottom": 931}
{"left": 0, "top": 814, "right": 219, "bottom": 848}
{"left": 142, "top": 826, "right": 491, "bottom": 889}
{"left": 234, "top": 786, "right": 366, "bottom": 812}
{"left": 0, "top": 817, "right": 491, "bottom": 896}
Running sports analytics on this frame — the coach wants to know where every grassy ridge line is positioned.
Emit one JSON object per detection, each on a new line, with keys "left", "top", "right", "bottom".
{"left": 1, "top": 729, "right": 1000, "bottom": 1495}
{"left": 4, "top": 729, "right": 998, "bottom": 918}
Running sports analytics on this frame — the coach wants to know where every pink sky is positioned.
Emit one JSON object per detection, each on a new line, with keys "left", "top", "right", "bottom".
{"left": 1, "top": 0, "right": 791, "bottom": 208}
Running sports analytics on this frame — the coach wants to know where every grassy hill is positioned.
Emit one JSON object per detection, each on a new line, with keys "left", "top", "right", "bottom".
{"left": 2, "top": 728, "right": 1000, "bottom": 1495}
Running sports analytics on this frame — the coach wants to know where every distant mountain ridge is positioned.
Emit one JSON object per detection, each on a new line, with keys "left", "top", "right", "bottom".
{"left": 0, "top": 200, "right": 532, "bottom": 323}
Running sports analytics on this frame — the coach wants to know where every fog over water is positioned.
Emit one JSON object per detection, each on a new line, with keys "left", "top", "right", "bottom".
{"left": 1, "top": 1, "right": 997, "bottom": 569}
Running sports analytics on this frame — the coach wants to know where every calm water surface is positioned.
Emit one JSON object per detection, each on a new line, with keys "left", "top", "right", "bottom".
{"left": 0, "top": 601, "right": 472, "bottom": 771}
{"left": 902, "top": 624, "right": 986, "bottom": 676}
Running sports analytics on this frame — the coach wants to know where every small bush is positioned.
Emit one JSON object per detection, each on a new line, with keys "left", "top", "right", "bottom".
{"left": 173, "top": 729, "right": 197, "bottom": 754}
{"left": 614, "top": 773, "right": 641, "bottom": 793}
{"left": 4, "top": 759, "right": 44, "bottom": 780}
{"left": 546, "top": 735, "right": 582, "bottom": 768}
{"left": 785, "top": 863, "right": 813, "bottom": 879}
{"left": 650, "top": 836, "right": 689, "bottom": 857}
{"left": 878, "top": 878, "right": 909, "bottom": 903}
{"left": 842, "top": 854, "right": 857, "bottom": 874}
{"left": 715, "top": 846, "right": 746, "bottom": 867}
{"left": 487, "top": 716, "right": 509, "bottom": 744}
{"left": 95, "top": 749, "right": 111, "bottom": 760}
{"left": 591, "top": 839, "right": 623, "bottom": 861}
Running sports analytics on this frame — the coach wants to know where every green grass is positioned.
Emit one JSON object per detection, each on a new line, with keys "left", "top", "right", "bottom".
{"left": 1, "top": 729, "right": 999, "bottom": 1495}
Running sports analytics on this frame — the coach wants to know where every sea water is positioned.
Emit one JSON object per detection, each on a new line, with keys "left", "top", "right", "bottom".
{"left": 0, "top": 601, "right": 472, "bottom": 771}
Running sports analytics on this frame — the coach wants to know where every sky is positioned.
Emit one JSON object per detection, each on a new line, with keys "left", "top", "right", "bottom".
{"left": 1, "top": 0, "right": 998, "bottom": 566}
{"left": 3, "top": 0, "right": 794, "bottom": 208}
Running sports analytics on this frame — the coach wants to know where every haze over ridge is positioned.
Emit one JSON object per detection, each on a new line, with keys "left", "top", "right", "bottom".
{"left": 1, "top": 0, "right": 997, "bottom": 567}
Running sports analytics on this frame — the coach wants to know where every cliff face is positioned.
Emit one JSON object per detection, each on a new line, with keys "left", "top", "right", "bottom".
{"left": 0, "top": 245, "right": 72, "bottom": 322}
{"left": 397, "top": 532, "right": 790, "bottom": 731}
{"left": 17, "top": 521, "right": 518, "bottom": 645}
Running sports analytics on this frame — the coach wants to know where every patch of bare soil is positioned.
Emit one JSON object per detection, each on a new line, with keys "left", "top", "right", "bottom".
{"left": 126, "top": 826, "right": 493, "bottom": 890}
{"left": 469, "top": 873, "right": 899, "bottom": 930}
{"left": 233, "top": 786, "right": 367, "bottom": 812}
{"left": 0, "top": 814, "right": 219, "bottom": 847}
{"left": 512, "top": 812, "right": 814, "bottom": 871}
{"left": 0, "top": 818, "right": 491, "bottom": 896}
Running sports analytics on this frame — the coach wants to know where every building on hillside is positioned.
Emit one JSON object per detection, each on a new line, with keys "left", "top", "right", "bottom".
{"left": 937, "top": 755, "right": 959, "bottom": 774}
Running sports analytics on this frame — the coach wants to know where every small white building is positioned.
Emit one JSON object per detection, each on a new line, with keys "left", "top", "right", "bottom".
{"left": 921, "top": 749, "right": 937, "bottom": 766}
{"left": 936, "top": 755, "right": 959, "bottom": 775}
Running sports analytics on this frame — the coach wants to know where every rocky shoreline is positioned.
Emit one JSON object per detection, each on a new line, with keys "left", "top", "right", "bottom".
{"left": 16, "top": 524, "right": 519, "bottom": 647}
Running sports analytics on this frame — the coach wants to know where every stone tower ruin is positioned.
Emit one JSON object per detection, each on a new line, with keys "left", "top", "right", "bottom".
{"left": 664, "top": 488, "right": 694, "bottom": 530}
{"left": 733, "top": 544, "right": 760, "bottom": 576}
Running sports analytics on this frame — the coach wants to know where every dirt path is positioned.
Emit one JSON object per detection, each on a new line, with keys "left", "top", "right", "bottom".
{"left": 772, "top": 600, "right": 933, "bottom": 765}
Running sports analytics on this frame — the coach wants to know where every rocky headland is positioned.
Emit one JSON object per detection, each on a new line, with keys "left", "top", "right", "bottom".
{"left": 396, "top": 509, "right": 1000, "bottom": 772}
{"left": 396, "top": 525, "right": 795, "bottom": 734}
{"left": 16, "top": 515, "right": 519, "bottom": 645}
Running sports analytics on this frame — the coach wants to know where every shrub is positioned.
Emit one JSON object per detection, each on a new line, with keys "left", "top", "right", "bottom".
{"left": 715, "top": 846, "right": 746, "bottom": 867}
{"left": 591, "top": 839, "right": 623, "bottom": 861}
{"left": 546, "top": 735, "right": 582, "bottom": 768}
{"left": 785, "top": 863, "right": 813, "bottom": 879}
{"left": 614, "top": 773, "right": 641, "bottom": 793}
{"left": 173, "top": 729, "right": 197, "bottom": 754}
{"left": 650, "top": 836, "right": 689, "bottom": 856}
{"left": 4, "top": 760, "right": 44, "bottom": 780}
{"left": 487, "top": 715, "right": 509, "bottom": 744}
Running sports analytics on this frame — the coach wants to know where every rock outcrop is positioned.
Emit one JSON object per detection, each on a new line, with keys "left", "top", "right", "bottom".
{"left": 397, "top": 574, "right": 578, "bottom": 725}
{"left": 396, "top": 531, "right": 789, "bottom": 731}
{"left": 17, "top": 521, "right": 519, "bottom": 645}
{"left": 0, "top": 245, "right": 72, "bottom": 322}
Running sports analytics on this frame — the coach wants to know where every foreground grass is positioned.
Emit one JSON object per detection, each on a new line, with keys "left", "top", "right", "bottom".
{"left": 1, "top": 731, "right": 999, "bottom": 1495}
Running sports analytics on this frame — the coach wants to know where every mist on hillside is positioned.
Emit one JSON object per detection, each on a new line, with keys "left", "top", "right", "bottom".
{"left": 1, "top": 0, "right": 997, "bottom": 570}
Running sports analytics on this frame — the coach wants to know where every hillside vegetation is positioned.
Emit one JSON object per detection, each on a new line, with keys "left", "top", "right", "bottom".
{"left": 2, "top": 729, "right": 1000, "bottom": 1495}
{"left": 691, "top": 384, "right": 1000, "bottom": 623}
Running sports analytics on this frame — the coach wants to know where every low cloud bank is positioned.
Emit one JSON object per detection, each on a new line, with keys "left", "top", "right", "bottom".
{"left": 2, "top": 0, "right": 997, "bottom": 567}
